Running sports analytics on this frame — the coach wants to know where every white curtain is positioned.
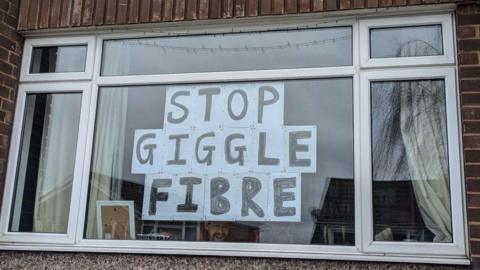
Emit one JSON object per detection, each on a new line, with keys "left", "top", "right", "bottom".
{"left": 33, "top": 94, "right": 81, "bottom": 233}
{"left": 85, "top": 89, "right": 128, "bottom": 238}
{"left": 85, "top": 41, "right": 130, "bottom": 238}
{"left": 400, "top": 81, "right": 452, "bottom": 242}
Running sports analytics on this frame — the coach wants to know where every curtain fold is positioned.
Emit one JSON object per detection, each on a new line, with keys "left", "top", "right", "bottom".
{"left": 85, "top": 89, "right": 128, "bottom": 238}
{"left": 399, "top": 81, "right": 452, "bottom": 242}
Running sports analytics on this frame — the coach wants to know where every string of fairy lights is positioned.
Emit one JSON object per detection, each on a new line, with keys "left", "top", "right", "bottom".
{"left": 118, "top": 34, "right": 351, "bottom": 53}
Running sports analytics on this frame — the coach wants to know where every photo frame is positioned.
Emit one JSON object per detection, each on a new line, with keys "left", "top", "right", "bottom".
{"left": 96, "top": 201, "right": 136, "bottom": 240}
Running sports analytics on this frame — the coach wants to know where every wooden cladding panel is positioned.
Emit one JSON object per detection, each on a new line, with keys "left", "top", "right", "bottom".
{"left": 18, "top": 0, "right": 459, "bottom": 30}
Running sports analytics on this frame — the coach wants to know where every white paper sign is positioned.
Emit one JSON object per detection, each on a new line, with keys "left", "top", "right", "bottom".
{"left": 134, "top": 82, "right": 315, "bottom": 222}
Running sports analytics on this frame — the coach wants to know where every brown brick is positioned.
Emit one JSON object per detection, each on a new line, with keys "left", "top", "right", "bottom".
{"left": 260, "top": 0, "right": 272, "bottom": 14}
{"left": 466, "top": 165, "right": 480, "bottom": 178}
{"left": 468, "top": 179, "right": 480, "bottom": 193}
{"left": 464, "top": 107, "right": 480, "bottom": 120}
{"left": 469, "top": 193, "right": 480, "bottom": 208}
{"left": 0, "top": 47, "right": 7, "bottom": 61}
{"left": 0, "top": 86, "right": 8, "bottom": 99}
{"left": 471, "top": 224, "right": 480, "bottom": 239}
{"left": 0, "top": 35, "right": 16, "bottom": 51}
{"left": 340, "top": 0, "right": 351, "bottom": 9}
{"left": 312, "top": 0, "right": 325, "bottom": 11}
{"left": 461, "top": 80, "right": 480, "bottom": 92}
{"left": 1, "top": 76, "right": 15, "bottom": 88}
{"left": 459, "top": 39, "right": 480, "bottom": 52}
{"left": 235, "top": 0, "right": 246, "bottom": 16}
{"left": 458, "top": 26, "right": 477, "bottom": 39}
{"left": 326, "top": 0, "right": 337, "bottom": 10}
{"left": 8, "top": 52, "right": 20, "bottom": 66}
{"left": 0, "top": 1, "right": 9, "bottom": 12}
{"left": 151, "top": 0, "right": 163, "bottom": 21}
{"left": 469, "top": 207, "right": 480, "bottom": 222}
{"left": 1, "top": 100, "right": 13, "bottom": 112}
{"left": 459, "top": 53, "right": 479, "bottom": 65}
{"left": 472, "top": 240, "right": 480, "bottom": 255}
{"left": 463, "top": 93, "right": 480, "bottom": 105}
{"left": 299, "top": 0, "right": 310, "bottom": 12}
{"left": 468, "top": 149, "right": 480, "bottom": 162}
{"left": 0, "top": 62, "right": 12, "bottom": 76}
{"left": 379, "top": 0, "right": 391, "bottom": 7}
{"left": 271, "top": 0, "right": 284, "bottom": 14}
{"left": 245, "top": 0, "right": 258, "bottom": 16}
{"left": 0, "top": 122, "right": 9, "bottom": 136}
{"left": 458, "top": 14, "right": 480, "bottom": 26}
{"left": 465, "top": 135, "right": 480, "bottom": 148}
{"left": 461, "top": 67, "right": 480, "bottom": 79}
{"left": 353, "top": 0, "right": 364, "bottom": 8}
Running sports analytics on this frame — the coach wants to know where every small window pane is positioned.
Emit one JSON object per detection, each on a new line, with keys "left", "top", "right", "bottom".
{"left": 101, "top": 27, "right": 352, "bottom": 76}
{"left": 370, "top": 25, "right": 443, "bottom": 58}
{"left": 371, "top": 79, "right": 452, "bottom": 243}
{"left": 30, "top": 46, "right": 87, "bottom": 73}
{"left": 85, "top": 79, "right": 354, "bottom": 245}
{"left": 9, "top": 93, "right": 82, "bottom": 233}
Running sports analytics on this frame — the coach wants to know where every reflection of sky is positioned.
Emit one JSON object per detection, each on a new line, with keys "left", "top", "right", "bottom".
{"left": 107, "top": 78, "right": 353, "bottom": 245}
{"left": 102, "top": 27, "right": 352, "bottom": 75}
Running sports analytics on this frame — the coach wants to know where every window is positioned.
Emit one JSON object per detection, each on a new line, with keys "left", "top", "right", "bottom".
{"left": 30, "top": 46, "right": 87, "bottom": 73}
{"left": 20, "top": 37, "right": 95, "bottom": 82}
{"left": 10, "top": 92, "right": 82, "bottom": 234}
{"left": 0, "top": 12, "right": 468, "bottom": 264}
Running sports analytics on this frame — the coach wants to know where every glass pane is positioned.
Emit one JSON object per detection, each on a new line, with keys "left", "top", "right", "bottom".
{"left": 371, "top": 79, "right": 452, "bottom": 243}
{"left": 370, "top": 25, "right": 443, "bottom": 58}
{"left": 30, "top": 45, "right": 87, "bottom": 73}
{"left": 85, "top": 79, "right": 354, "bottom": 245}
{"left": 101, "top": 27, "right": 352, "bottom": 76}
{"left": 9, "top": 93, "right": 82, "bottom": 233}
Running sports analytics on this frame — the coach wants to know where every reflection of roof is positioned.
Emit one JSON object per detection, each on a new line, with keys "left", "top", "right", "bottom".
{"left": 310, "top": 178, "right": 354, "bottom": 223}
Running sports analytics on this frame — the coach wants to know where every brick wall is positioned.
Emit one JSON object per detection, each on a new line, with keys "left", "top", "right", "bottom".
{"left": 459, "top": 2, "right": 480, "bottom": 269}
{"left": 16, "top": 0, "right": 462, "bottom": 30}
{"left": 0, "top": 0, "right": 21, "bottom": 204}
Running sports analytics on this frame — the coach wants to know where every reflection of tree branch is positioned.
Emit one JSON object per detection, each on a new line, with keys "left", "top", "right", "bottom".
{"left": 393, "top": 33, "right": 442, "bottom": 57}
{"left": 372, "top": 80, "right": 447, "bottom": 181}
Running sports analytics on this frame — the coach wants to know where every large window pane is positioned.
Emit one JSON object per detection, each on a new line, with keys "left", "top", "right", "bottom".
{"left": 85, "top": 79, "right": 354, "bottom": 245}
{"left": 371, "top": 79, "right": 452, "bottom": 243}
{"left": 101, "top": 27, "right": 352, "bottom": 76}
{"left": 370, "top": 25, "right": 443, "bottom": 58}
{"left": 9, "top": 93, "right": 82, "bottom": 233}
{"left": 30, "top": 46, "right": 87, "bottom": 73}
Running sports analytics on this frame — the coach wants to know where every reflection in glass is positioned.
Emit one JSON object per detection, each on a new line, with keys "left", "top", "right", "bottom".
{"left": 85, "top": 79, "right": 354, "bottom": 245}
{"left": 371, "top": 80, "right": 452, "bottom": 243}
{"left": 101, "top": 27, "right": 352, "bottom": 76}
{"left": 370, "top": 25, "right": 443, "bottom": 58}
{"left": 9, "top": 93, "right": 82, "bottom": 233}
{"left": 30, "top": 45, "right": 87, "bottom": 73}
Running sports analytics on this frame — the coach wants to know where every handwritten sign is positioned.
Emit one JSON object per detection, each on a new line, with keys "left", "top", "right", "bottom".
{"left": 132, "top": 82, "right": 317, "bottom": 222}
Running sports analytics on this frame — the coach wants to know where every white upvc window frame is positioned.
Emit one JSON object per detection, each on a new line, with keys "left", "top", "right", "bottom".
{"left": 20, "top": 37, "right": 96, "bottom": 82}
{"left": 0, "top": 82, "right": 92, "bottom": 244}
{"left": 359, "top": 67, "right": 466, "bottom": 256}
{"left": 0, "top": 10, "right": 470, "bottom": 265}
{"left": 359, "top": 14, "right": 455, "bottom": 68}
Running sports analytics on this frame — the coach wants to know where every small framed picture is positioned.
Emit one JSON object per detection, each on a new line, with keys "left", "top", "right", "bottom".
{"left": 96, "top": 201, "right": 135, "bottom": 240}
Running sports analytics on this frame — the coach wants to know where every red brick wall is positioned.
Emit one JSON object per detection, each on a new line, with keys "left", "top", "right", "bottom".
{"left": 16, "top": 0, "right": 463, "bottom": 30}
{"left": 0, "top": 0, "right": 21, "bottom": 204}
{"left": 459, "top": 2, "right": 480, "bottom": 269}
